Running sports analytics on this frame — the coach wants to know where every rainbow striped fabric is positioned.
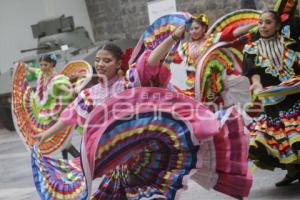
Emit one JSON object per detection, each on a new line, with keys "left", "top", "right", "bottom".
{"left": 129, "top": 12, "right": 192, "bottom": 64}
{"left": 195, "top": 9, "right": 261, "bottom": 102}
{"left": 12, "top": 63, "right": 73, "bottom": 154}
{"left": 32, "top": 145, "right": 87, "bottom": 199}
{"left": 31, "top": 87, "right": 252, "bottom": 199}
{"left": 12, "top": 61, "right": 93, "bottom": 154}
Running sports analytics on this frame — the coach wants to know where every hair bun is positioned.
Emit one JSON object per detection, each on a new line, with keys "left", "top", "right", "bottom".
{"left": 39, "top": 52, "right": 57, "bottom": 67}
{"left": 192, "top": 14, "right": 209, "bottom": 26}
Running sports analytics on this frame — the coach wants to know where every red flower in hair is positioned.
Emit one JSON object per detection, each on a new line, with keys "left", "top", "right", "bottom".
{"left": 120, "top": 48, "right": 133, "bottom": 71}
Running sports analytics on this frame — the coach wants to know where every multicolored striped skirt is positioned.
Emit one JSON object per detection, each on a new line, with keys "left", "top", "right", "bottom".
{"left": 32, "top": 88, "right": 252, "bottom": 199}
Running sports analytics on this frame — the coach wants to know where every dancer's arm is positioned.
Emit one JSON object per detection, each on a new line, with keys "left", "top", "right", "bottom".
{"left": 33, "top": 120, "right": 67, "bottom": 145}
{"left": 148, "top": 25, "right": 186, "bottom": 67}
{"left": 23, "top": 63, "right": 38, "bottom": 73}
{"left": 232, "top": 22, "right": 258, "bottom": 37}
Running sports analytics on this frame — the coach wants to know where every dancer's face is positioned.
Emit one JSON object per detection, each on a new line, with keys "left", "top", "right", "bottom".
{"left": 40, "top": 61, "right": 54, "bottom": 73}
{"left": 258, "top": 12, "right": 280, "bottom": 38}
{"left": 189, "top": 21, "right": 207, "bottom": 41}
{"left": 94, "top": 49, "right": 120, "bottom": 81}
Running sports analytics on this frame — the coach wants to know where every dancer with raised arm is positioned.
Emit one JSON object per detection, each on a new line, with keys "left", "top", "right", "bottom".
{"left": 32, "top": 42, "right": 251, "bottom": 199}
{"left": 12, "top": 53, "right": 80, "bottom": 158}
{"left": 243, "top": 10, "right": 300, "bottom": 186}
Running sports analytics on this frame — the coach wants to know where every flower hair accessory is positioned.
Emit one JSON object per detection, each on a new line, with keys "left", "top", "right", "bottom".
{"left": 49, "top": 52, "right": 57, "bottom": 62}
{"left": 118, "top": 48, "right": 133, "bottom": 76}
{"left": 39, "top": 52, "right": 57, "bottom": 66}
{"left": 192, "top": 14, "right": 209, "bottom": 26}
{"left": 120, "top": 48, "right": 133, "bottom": 71}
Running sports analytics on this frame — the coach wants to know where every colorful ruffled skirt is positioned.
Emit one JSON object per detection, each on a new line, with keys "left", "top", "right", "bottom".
{"left": 248, "top": 93, "right": 300, "bottom": 169}
{"left": 12, "top": 62, "right": 74, "bottom": 154}
{"left": 32, "top": 88, "right": 252, "bottom": 199}
{"left": 12, "top": 61, "right": 93, "bottom": 154}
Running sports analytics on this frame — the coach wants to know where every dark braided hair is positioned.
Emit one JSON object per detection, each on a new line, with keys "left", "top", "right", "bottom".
{"left": 191, "top": 14, "right": 209, "bottom": 33}
{"left": 260, "top": 10, "right": 282, "bottom": 34}
{"left": 261, "top": 10, "right": 281, "bottom": 25}
{"left": 39, "top": 53, "right": 57, "bottom": 67}
{"left": 98, "top": 43, "right": 123, "bottom": 61}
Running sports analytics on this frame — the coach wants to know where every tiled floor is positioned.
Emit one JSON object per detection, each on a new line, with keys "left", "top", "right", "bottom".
{"left": 1, "top": 129, "right": 300, "bottom": 200}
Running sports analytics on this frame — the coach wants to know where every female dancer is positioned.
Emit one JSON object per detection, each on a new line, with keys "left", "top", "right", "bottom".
{"left": 32, "top": 42, "right": 251, "bottom": 199}
{"left": 243, "top": 10, "right": 300, "bottom": 186}
{"left": 147, "top": 13, "right": 256, "bottom": 109}
{"left": 169, "top": 14, "right": 210, "bottom": 92}
{"left": 33, "top": 44, "right": 134, "bottom": 140}
{"left": 27, "top": 53, "right": 79, "bottom": 159}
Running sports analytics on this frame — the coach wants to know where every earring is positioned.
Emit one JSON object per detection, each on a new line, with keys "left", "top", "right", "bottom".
{"left": 117, "top": 66, "right": 124, "bottom": 76}
{"left": 118, "top": 69, "right": 124, "bottom": 76}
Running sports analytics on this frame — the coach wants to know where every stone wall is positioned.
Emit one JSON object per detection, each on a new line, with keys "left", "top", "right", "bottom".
{"left": 85, "top": 0, "right": 274, "bottom": 41}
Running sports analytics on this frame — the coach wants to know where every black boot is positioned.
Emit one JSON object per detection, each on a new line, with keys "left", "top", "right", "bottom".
{"left": 68, "top": 145, "right": 80, "bottom": 158}
{"left": 275, "top": 174, "right": 299, "bottom": 187}
{"left": 62, "top": 149, "right": 68, "bottom": 160}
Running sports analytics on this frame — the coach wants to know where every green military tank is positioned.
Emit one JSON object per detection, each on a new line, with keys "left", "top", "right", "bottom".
{"left": 0, "top": 15, "right": 137, "bottom": 131}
